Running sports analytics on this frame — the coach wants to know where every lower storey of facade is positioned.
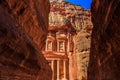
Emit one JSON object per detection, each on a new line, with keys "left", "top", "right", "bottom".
{"left": 47, "top": 59, "right": 69, "bottom": 80}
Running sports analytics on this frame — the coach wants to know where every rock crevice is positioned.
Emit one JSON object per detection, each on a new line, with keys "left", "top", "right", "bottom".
{"left": 88, "top": 0, "right": 120, "bottom": 80}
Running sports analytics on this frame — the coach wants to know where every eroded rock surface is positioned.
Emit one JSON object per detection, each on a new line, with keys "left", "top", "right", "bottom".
{"left": 74, "top": 26, "right": 92, "bottom": 80}
{"left": 88, "top": 0, "right": 120, "bottom": 80}
{"left": 0, "top": 0, "right": 51, "bottom": 80}
{"left": 49, "top": 1, "right": 92, "bottom": 31}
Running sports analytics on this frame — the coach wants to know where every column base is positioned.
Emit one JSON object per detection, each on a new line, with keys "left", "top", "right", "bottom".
{"left": 61, "top": 78, "right": 67, "bottom": 80}
{"left": 57, "top": 79, "right": 59, "bottom": 80}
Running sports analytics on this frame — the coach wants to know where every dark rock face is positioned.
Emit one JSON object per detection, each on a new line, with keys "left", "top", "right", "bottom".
{"left": 2, "top": 0, "right": 50, "bottom": 49}
{"left": 0, "top": 0, "right": 52, "bottom": 80}
{"left": 88, "top": 0, "right": 120, "bottom": 80}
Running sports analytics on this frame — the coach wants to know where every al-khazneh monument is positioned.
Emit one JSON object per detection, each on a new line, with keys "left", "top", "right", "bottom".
{"left": 42, "top": 17, "right": 76, "bottom": 80}
{"left": 42, "top": 0, "right": 93, "bottom": 80}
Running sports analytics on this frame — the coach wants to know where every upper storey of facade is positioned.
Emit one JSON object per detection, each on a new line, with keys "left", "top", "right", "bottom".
{"left": 42, "top": 24, "right": 75, "bottom": 59}
{"left": 46, "top": 26, "right": 75, "bottom": 50}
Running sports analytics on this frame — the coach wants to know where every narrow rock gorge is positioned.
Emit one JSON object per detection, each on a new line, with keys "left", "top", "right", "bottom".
{"left": 88, "top": 0, "right": 120, "bottom": 80}
{"left": 0, "top": 0, "right": 52, "bottom": 80}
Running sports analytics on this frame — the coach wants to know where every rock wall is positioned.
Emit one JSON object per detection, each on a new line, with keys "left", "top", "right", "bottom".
{"left": 88, "top": 0, "right": 120, "bottom": 80}
{"left": 74, "top": 26, "right": 92, "bottom": 80}
{"left": 49, "top": 1, "right": 92, "bottom": 31}
{"left": 5, "top": 0, "right": 50, "bottom": 49}
{"left": 0, "top": 0, "right": 52, "bottom": 80}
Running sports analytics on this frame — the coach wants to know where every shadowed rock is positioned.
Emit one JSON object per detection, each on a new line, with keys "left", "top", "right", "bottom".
{"left": 88, "top": 0, "right": 120, "bottom": 80}
{"left": 0, "top": 0, "right": 52, "bottom": 80}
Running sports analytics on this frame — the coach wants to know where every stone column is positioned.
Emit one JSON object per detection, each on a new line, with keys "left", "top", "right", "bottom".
{"left": 51, "top": 60, "right": 54, "bottom": 80}
{"left": 45, "top": 40, "right": 47, "bottom": 51}
{"left": 57, "top": 60, "right": 59, "bottom": 80}
{"left": 67, "top": 33, "right": 70, "bottom": 52}
{"left": 63, "top": 60, "right": 67, "bottom": 80}
{"left": 57, "top": 41, "right": 59, "bottom": 52}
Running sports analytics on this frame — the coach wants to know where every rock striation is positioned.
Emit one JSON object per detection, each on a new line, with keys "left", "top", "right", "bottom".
{"left": 49, "top": 1, "right": 93, "bottom": 80}
{"left": 0, "top": 0, "right": 51, "bottom": 80}
{"left": 88, "top": 0, "right": 120, "bottom": 80}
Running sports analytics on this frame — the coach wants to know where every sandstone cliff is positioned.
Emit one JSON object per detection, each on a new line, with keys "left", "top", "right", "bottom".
{"left": 49, "top": 1, "right": 92, "bottom": 31}
{"left": 0, "top": 0, "right": 51, "bottom": 80}
{"left": 8, "top": 0, "right": 50, "bottom": 49}
{"left": 74, "top": 26, "right": 92, "bottom": 80}
{"left": 49, "top": 1, "right": 93, "bottom": 80}
{"left": 88, "top": 0, "right": 120, "bottom": 80}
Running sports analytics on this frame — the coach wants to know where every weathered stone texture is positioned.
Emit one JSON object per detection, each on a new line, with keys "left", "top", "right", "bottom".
{"left": 88, "top": 0, "right": 120, "bottom": 80}
{"left": 5, "top": 0, "right": 50, "bottom": 49}
{"left": 0, "top": 0, "right": 51, "bottom": 80}
{"left": 49, "top": 1, "right": 92, "bottom": 31}
{"left": 74, "top": 26, "right": 92, "bottom": 80}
